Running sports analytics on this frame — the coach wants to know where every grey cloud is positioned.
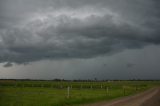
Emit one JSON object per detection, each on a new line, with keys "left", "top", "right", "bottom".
{"left": 126, "top": 63, "right": 136, "bottom": 68}
{"left": 0, "top": 0, "right": 160, "bottom": 66}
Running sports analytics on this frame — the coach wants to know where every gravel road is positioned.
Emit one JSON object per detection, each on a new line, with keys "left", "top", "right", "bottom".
{"left": 83, "top": 88, "right": 160, "bottom": 106}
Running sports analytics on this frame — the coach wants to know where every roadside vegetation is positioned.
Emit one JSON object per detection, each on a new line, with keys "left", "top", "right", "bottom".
{"left": 0, "top": 80, "right": 160, "bottom": 106}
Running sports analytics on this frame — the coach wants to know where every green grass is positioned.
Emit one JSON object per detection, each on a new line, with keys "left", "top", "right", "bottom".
{"left": 0, "top": 80, "right": 160, "bottom": 106}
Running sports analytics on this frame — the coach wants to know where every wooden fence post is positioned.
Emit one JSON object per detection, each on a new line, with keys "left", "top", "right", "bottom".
{"left": 136, "top": 85, "right": 138, "bottom": 91}
{"left": 106, "top": 87, "right": 109, "bottom": 95}
{"left": 123, "top": 87, "right": 126, "bottom": 96}
{"left": 90, "top": 85, "right": 92, "bottom": 89}
{"left": 67, "top": 86, "right": 70, "bottom": 98}
{"left": 81, "top": 84, "right": 83, "bottom": 89}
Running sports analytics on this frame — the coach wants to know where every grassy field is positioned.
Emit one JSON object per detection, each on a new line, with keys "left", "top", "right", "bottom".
{"left": 0, "top": 80, "right": 160, "bottom": 106}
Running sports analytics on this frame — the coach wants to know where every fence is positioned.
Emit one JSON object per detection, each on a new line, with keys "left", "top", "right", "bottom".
{"left": 0, "top": 82, "right": 148, "bottom": 106}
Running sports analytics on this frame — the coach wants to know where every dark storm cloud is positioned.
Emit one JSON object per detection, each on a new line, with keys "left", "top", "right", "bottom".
{"left": 0, "top": 0, "right": 160, "bottom": 65}
{"left": 126, "top": 63, "right": 136, "bottom": 68}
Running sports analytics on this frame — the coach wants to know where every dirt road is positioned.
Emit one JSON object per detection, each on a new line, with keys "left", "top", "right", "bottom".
{"left": 84, "top": 88, "right": 160, "bottom": 106}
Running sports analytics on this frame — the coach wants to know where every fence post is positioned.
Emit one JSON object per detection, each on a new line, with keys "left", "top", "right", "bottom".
{"left": 90, "top": 85, "right": 92, "bottom": 89}
{"left": 123, "top": 87, "right": 126, "bottom": 96}
{"left": 136, "top": 85, "right": 138, "bottom": 91}
{"left": 60, "top": 85, "right": 63, "bottom": 89}
{"left": 106, "top": 87, "right": 109, "bottom": 95}
{"left": 67, "top": 86, "right": 70, "bottom": 98}
{"left": 81, "top": 84, "right": 83, "bottom": 89}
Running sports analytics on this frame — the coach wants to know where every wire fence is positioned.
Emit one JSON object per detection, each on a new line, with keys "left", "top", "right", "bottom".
{"left": 0, "top": 83, "right": 149, "bottom": 106}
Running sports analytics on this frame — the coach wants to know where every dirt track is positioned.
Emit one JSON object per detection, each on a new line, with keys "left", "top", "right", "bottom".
{"left": 83, "top": 88, "right": 160, "bottom": 106}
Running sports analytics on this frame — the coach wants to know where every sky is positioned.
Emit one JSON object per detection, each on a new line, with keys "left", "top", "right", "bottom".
{"left": 0, "top": 0, "right": 160, "bottom": 80}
